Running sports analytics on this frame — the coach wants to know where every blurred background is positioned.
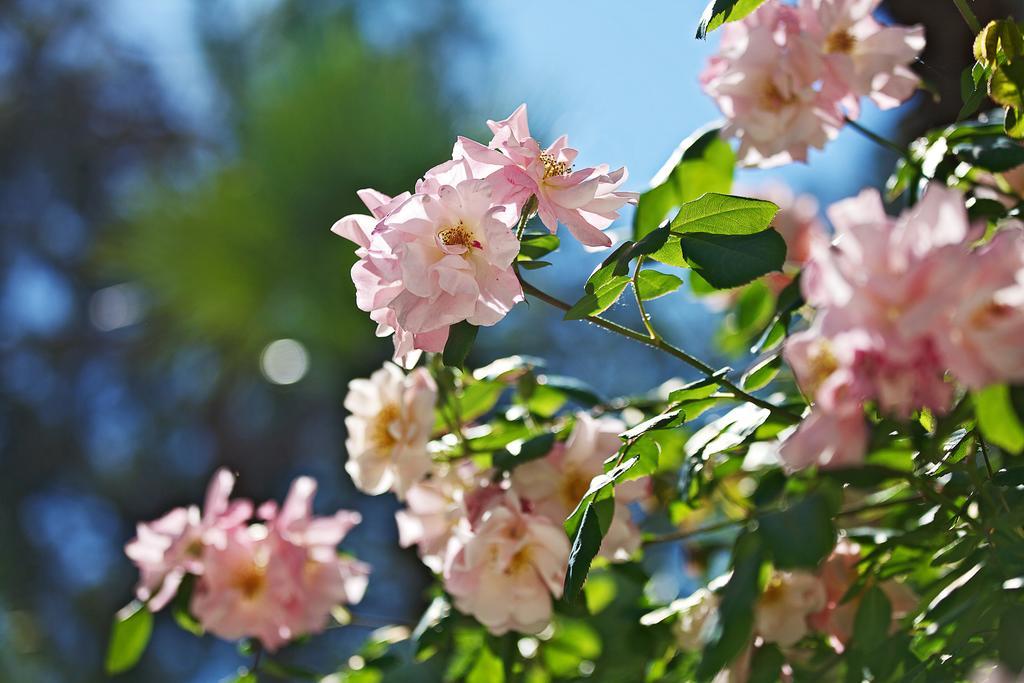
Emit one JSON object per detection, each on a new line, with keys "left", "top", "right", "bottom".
{"left": 0, "top": 0, "right": 1016, "bottom": 680}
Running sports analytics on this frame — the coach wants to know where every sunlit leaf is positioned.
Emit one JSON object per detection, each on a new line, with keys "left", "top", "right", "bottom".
{"left": 679, "top": 230, "right": 786, "bottom": 290}
{"left": 105, "top": 602, "right": 153, "bottom": 675}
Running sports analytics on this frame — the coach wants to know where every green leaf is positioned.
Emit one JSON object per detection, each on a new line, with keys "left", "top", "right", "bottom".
{"left": 620, "top": 408, "right": 685, "bottom": 441}
{"left": 696, "top": 0, "right": 769, "bottom": 39}
{"left": 669, "top": 193, "right": 779, "bottom": 236}
{"left": 564, "top": 276, "right": 630, "bottom": 319}
{"left": 648, "top": 235, "right": 688, "bottom": 268}
{"left": 564, "top": 455, "right": 641, "bottom": 538}
{"left": 741, "top": 355, "right": 780, "bottom": 392}
{"left": 563, "top": 495, "right": 615, "bottom": 602}
{"left": 538, "top": 375, "right": 603, "bottom": 406}
{"left": 442, "top": 321, "right": 478, "bottom": 367}
{"left": 990, "top": 59, "right": 1024, "bottom": 110}
{"left": 975, "top": 384, "right": 1024, "bottom": 454}
{"left": 953, "top": 136, "right": 1024, "bottom": 171}
{"left": 634, "top": 126, "right": 735, "bottom": 239}
{"left": 105, "top": 601, "right": 153, "bottom": 675}
{"left": 696, "top": 532, "right": 764, "bottom": 681}
{"left": 564, "top": 240, "right": 636, "bottom": 320}
{"left": 759, "top": 493, "right": 836, "bottom": 569}
{"left": 852, "top": 585, "right": 892, "bottom": 652}
{"left": 518, "top": 233, "right": 560, "bottom": 260}
{"left": 543, "top": 617, "right": 603, "bottom": 676}
{"left": 467, "top": 640, "right": 505, "bottom": 683}
{"left": 493, "top": 432, "right": 556, "bottom": 471}
{"left": 997, "top": 605, "right": 1024, "bottom": 671}
{"left": 747, "top": 644, "right": 785, "bottom": 683}
{"left": 636, "top": 270, "right": 684, "bottom": 301}
{"left": 959, "top": 63, "right": 990, "bottom": 120}
{"left": 679, "top": 230, "right": 787, "bottom": 290}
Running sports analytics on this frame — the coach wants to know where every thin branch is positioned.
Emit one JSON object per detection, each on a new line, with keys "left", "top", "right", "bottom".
{"left": 516, "top": 273, "right": 801, "bottom": 423}
{"left": 643, "top": 494, "right": 924, "bottom": 546}
{"left": 844, "top": 117, "right": 912, "bottom": 160}
{"left": 952, "top": 0, "right": 982, "bottom": 34}
{"left": 631, "top": 255, "right": 660, "bottom": 341}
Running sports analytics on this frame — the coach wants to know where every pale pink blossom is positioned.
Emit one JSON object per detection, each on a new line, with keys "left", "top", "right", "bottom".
{"left": 395, "top": 462, "right": 489, "bottom": 573}
{"left": 332, "top": 162, "right": 523, "bottom": 363}
{"left": 808, "top": 540, "right": 915, "bottom": 650}
{"left": 125, "top": 469, "right": 252, "bottom": 610}
{"left": 454, "top": 104, "right": 636, "bottom": 247}
{"left": 670, "top": 588, "right": 720, "bottom": 651}
{"left": 332, "top": 190, "right": 441, "bottom": 367}
{"left": 800, "top": 0, "right": 924, "bottom": 116}
{"left": 778, "top": 405, "right": 869, "bottom": 471}
{"left": 444, "top": 491, "right": 570, "bottom": 635}
{"left": 191, "top": 478, "right": 368, "bottom": 651}
{"left": 344, "top": 362, "right": 437, "bottom": 499}
{"left": 780, "top": 186, "right": 979, "bottom": 469}
{"left": 380, "top": 180, "right": 522, "bottom": 332}
{"left": 754, "top": 570, "right": 827, "bottom": 646}
{"left": 937, "top": 227, "right": 1024, "bottom": 389}
{"left": 511, "top": 414, "right": 648, "bottom": 561}
{"left": 701, "top": 3, "right": 844, "bottom": 167}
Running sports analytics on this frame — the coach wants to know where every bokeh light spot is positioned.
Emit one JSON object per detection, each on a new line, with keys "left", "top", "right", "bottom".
{"left": 259, "top": 338, "right": 309, "bottom": 385}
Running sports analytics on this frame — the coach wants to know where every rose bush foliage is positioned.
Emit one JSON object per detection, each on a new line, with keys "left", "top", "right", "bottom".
{"left": 109, "top": 1, "right": 1024, "bottom": 681}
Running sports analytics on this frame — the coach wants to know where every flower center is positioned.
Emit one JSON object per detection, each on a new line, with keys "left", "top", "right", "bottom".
{"left": 234, "top": 563, "right": 267, "bottom": 600}
{"left": 559, "top": 469, "right": 592, "bottom": 509}
{"left": 438, "top": 221, "right": 481, "bottom": 250}
{"left": 505, "top": 547, "right": 533, "bottom": 576}
{"left": 806, "top": 342, "right": 840, "bottom": 396}
{"left": 825, "top": 29, "right": 856, "bottom": 54}
{"left": 758, "top": 81, "right": 795, "bottom": 110}
{"left": 760, "top": 576, "right": 786, "bottom": 606}
{"left": 539, "top": 152, "right": 571, "bottom": 179}
{"left": 370, "top": 403, "right": 401, "bottom": 450}
{"left": 971, "top": 299, "right": 1013, "bottom": 328}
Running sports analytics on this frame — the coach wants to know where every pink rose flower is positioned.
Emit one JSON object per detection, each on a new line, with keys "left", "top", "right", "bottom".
{"left": 808, "top": 540, "right": 916, "bottom": 650}
{"left": 332, "top": 160, "right": 523, "bottom": 363}
{"left": 125, "top": 469, "right": 252, "bottom": 610}
{"left": 191, "top": 477, "right": 368, "bottom": 652}
{"left": 332, "top": 190, "right": 439, "bottom": 367}
{"left": 455, "top": 104, "right": 637, "bottom": 247}
{"left": 937, "top": 227, "right": 1024, "bottom": 389}
{"left": 701, "top": 3, "right": 844, "bottom": 167}
{"left": 800, "top": 0, "right": 924, "bottom": 116}
{"left": 511, "top": 413, "right": 648, "bottom": 561}
{"left": 395, "top": 462, "right": 489, "bottom": 573}
{"left": 754, "top": 570, "right": 827, "bottom": 647}
{"left": 344, "top": 362, "right": 437, "bottom": 499}
{"left": 781, "top": 186, "right": 983, "bottom": 470}
{"left": 444, "top": 491, "right": 570, "bottom": 635}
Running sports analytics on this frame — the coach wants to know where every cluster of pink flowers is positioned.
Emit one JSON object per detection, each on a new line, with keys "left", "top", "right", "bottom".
{"left": 342, "top": 361, "right": 649, "bottom": 634}
{"left": 125, "top": 470, "right": 369, "bottom": 651}
{"left": 670, "top": 540, "right": 914, "bottom": 661}
{"left": 701, "top": 0, "right": 924, "bottom": 167}
{"left": 398, "top": 413, "right": 650, "bottom": 634}
{"left": 333, "top": 105, "right": 635, "bottom": 364}
{"left": 781, "top": 186, "right": 1024, "bottom": 470}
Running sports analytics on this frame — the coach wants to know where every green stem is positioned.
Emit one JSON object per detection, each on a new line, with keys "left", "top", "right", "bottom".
{"left": 643, "top": 494, "right": 924, "bottom": 546}
{"left": 845, "top": 117, "right": 912, "bottom": 159}
{"left": 631, "top": 255, "right": 660, "bottom": 341}
{"left": 952, "top": 0, "right": 982, "bottom": 34}
{"left": 516, "top": 273, "right": 800, "bottom": 423}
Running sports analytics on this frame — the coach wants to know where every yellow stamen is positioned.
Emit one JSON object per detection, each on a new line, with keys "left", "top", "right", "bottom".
{"left": 825, "top": 29, "right": 856, "bottom": 54}
{"left": 370, "top": 404, "right": 401, "bottom": 450}
{"left": 438, "top": 221, "right": 476, "bottom": 248}
{"left": 540, "top": 152, "right": 571, "bottom": 179}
